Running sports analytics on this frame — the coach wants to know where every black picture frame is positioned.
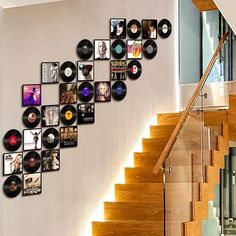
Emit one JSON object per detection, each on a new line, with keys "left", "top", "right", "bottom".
{"left": 3, "top": 152, "right": 23, "bottom": 176}
{"left": 42, "top": 149, "right": 60, "bottom": 172}
{"left": 110, "top": 18, "right": 126, "bottom": 39}
{"left": 127, "top": 39, "right": 142, "bottom": 60}
{"left": 41, "top": 105, "right": 60, "bottom": 127}
{"left": 22, "top": 172, "right": 42, "bottom": 196}
{"left": 41, "top": 62, "right": 60, "bottom": 84}
{"left": 94, "top": 39, "right": 111, "bottom": 60}
{"left": 110, "top": 60, "right": 127, "bottom": 80}
{"left": 142, "top": 19, "right": 158, "bottom": 39}
{"left": 59, "top": 83, "right": 77, "bottom": 104}
{"left": 94, "top": 81, "right": 111, "bottom": 102}
{"left": 23, "top": 128, "right": 42, "bottom": 151}
{"left": 77, "top": 60, "right": 94, "bottom": 81}
{"left": 22, "top": 84, "right": 41, "bottom": 107}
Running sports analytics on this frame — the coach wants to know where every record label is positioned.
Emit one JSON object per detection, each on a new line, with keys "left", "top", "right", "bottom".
{"left": 112, "top": 81, "right": 127, "bottom": 101}
{"left": 158, "top": 19, "right": 172, "bottom": 38}
{"left": 127, "top": 19, "right": 142, "bottom": 39}
{"left": 3, "top": 129, "right": 22, "bottom": 151}
{"left": 143, "top": 40, "right": 157, "bottom": 59}
{"left": 23, "top": 151, "right": 41, "bottom": 173}
{"left": 61, "top": 105, "right": 77, "bottom": 125}
{"left": 60, "top": 61, "right": 77, "bottom": 82}
{"left": 23, "top": 107, "right": 40, "bottom": 128}
{"left": 3, "top": 175, "right": 22, "bottom": 198}
{"left": 111, "top": 39, "right": 126, "bottom": 59}
{"left": 42, "top": 128, "right": 59, "bottom": 149}
{"left": 76, "top": 39, "right": 94, "bottom": 60}
{"left": 78, "top": 82, "right": 94, "bottom": 102}
{"left": 127, "top": 60, "right": 142, "bottom": 80}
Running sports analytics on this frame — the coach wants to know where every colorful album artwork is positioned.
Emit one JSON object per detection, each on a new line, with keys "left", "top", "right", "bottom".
{"left": 127, "top": 40, "right": 142, "bottom": 59}
{"left": 22, "top": 84, "right": 41, "bottom": 106}
{"left": 3, "top": 152, "right": 23, "bottom": 176}
{"left": 77, "top": 103, "right": 95, "bottom": 124}
{"left": 110, "top": 18, "right": 126, "bottom": 39}
{"left": 41, "top": 62, "right": 60, "bottom": 84}
{"left": 110, "top": 60, "right": 127, "bottom": 80}
{"left": 23, "top": 173, "right": 42, "bottom": 196}
{"left": 94, "top": 81, "right": 111, "bottom": 102}
{"left": 23, "top": 128, "right": 42, "bottom": 151}
{"left": 94, "top": 40, "right": 110, "bottom": 60}
{"left": 142, "top": 19, "right": 157, "bottom": 39}
{"left": 60, "top": 83, "right": 77, "bottom": 104}
{"left": 60, "top": 126, "right": 78, "bottom": 148}
{"left": 41, "top": 105, "right": 60, "bottom": 127}
{"left": 42, "top": 149, "right": 60, "bottom": 172}
{"left": 77, "top": 61, "right": 94, "bottom": 81}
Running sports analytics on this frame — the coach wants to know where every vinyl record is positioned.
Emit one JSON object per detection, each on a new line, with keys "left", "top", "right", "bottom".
{"left": 78, "top": 82, "right": 94, "bottom": 102}
{"left": 61, "top": 105, "right": 77, "bottom": 125}
{"left": 3, "top": 129, "right": 22, "bottom": 152}
{"left": 143, "top": 40, "right": 157, "bottom": 59}
{"left": 158, "top": 19, "right": 172, "bottom": 38}
{"left": 127, "top": 19, "right": 142, "bottom": 39}
{"left": 127, "top": 60, "right": 142, "bottom": 80}
{"left": 22, "top": 106, "right": 40, "bottom": 128}
{"left": 76, "top": 39, "right": 94, "bottom": 60}
{"left": 112, "top": 81, "right": 127, "bottom": 101}
{"left": 42, "top": 128, "right": 59, "bottom": 149}
{"left": 60, "top": 61, "right": 77, "bottom": 82}
{"left": 111, "top": 39, "right": 126, "bottom": 59}
{"left": 23, "top": 151, "right": 41, "bottom": 173}
{"left": 3, "top": 175, "right": 22, "bottom": 198}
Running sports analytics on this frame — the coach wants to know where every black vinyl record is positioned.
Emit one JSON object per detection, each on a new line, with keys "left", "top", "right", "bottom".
{"left": 60, "top": 61, "right": 77, "bottom": 82}
{"left": 127, "top": 60, "right": 142, "bottom": 80}
{"left": 61, "top": 105, "right": 77, "bottom": 125}
{"left": 23, "top": 151, "right": 41, "bottom": 173}
{"left": 111, "top": 39, "right": 126, "bottom": 59}
{"left": 143, "top": 40, "right": 157, "bottom": 59}
{"left": 76, "top": 39, "right": 94, "bottom": 60}
{"left": 127, "top": 19, "right": 142, "bottom": 39}
{"left": 3, "top": 175, "right": 22, "bottom": 198}
{"left": 3, "top": 129, "right": 22, "bottom": 151}
{"left": 158, "top": 19, "right": 172, "bottom": 38}
{"left": 42, "top": 128, "right": 59, "bottom": 149}
{"left": 78, "top": 82, "right": 94, "bottom": 102}
{"left": 112, "top": 81, "right": 127, "bottom": 101}
{"left": 22, "top": 106, "right": 40, "bottom": 128}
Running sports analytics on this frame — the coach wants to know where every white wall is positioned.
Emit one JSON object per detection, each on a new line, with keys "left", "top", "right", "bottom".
{"left": 1, "top": 0, "right": 178, "bottom": 236}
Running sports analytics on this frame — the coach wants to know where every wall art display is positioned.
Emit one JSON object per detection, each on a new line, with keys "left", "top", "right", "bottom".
{"left": 127, "top": 60, "right": 142, "bottom": 80}
{"left": 60, "top": 126, "right": 78, "bottom": 148}
{"left": 42, "top": 149, "right": 60, "bottom": 172}
{"left": 127, "top": 40, "right": 142, "bottom": 59}
{"left": 142, "top": 19, "right": 157, "bottom": 39}
{"left": 60, "top": 105, "right": 77, "bottom": 125}
{"left": 77, "top": 61, "right": 94, "bottom": 81}
{"left": 78, "top": 82, "right": 94, "bottom": 103}
{"left": 143, "top": 39, "right": 157, "bottom": 59}
{"left": 60, "top": 83, "right": 77, "bottom": 104}
{"left": 111, "top": 39, "right": 126, "bottom": 59}
{"left": 42, "top": 105, "right": 60, "bottom": 127}
{"left": 94, "top": 39, "right": 110, "bottom": 60}
{"left": 41, "top": 62, "right": 60, "bottom": 84}
{"left": 110, "top": 60, "right": 127, "bottom": 80}
{"left": 127, "top": 19, "right": 142, "bottom": 39}
{"left": 59, "top": 61, "right": 77, "bottom": 82}
{"left": 23, "top": 172, "right": 42, "bottom": 196}
{"left": 110, "top": 18, "right": 126, "bottom": 39}
{"left": 22, "top": 84, "right": 41, "bottom": 106}
{"left": 42, "top": 128, "right": 59, "bottom": 149}
{"left": 23, "top": 151, "right": 41, "bottom": 173}
{"left": 3, "top": 129, "right": 22, "bottom": 152}
{"left": 77, "top": 103, "right": 95, "bottom": 124}
{"left": 76, "top": 39, "right": 94, "bottom": 60}
{"left": 157, "top": 19, "right": 172, "bottom": 38}
{"left": 94, "top": 81, "right": 111, "bottom": 102}
{"left": 3, "top": 152, "right": 23, "bottom": 176}
{"left": 111, "top": 81, "right": 127, "bottom": 101}
{"left": 23, "top": 128, "right": 42, "bottom": 151}
{"left": 3, "top": 175, "right": 22, "bottom": 198}
{"left": 23, "top": 107, "right": 41, "bottom": 128}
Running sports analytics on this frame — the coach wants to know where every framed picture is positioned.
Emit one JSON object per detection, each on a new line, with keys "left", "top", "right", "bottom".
{"left": 23, "top": 128, "right": 42, "bottom": 151}
{"left": 94, "top": 81, "right": 111, "bottom": 102}
{"left": 110, "top": 60, "right": 127, "bottom": 80}
{"left": 41, "top": 105, "right": 60, "bottom": 127}
{"left": 23, "top": 173, "right": 42, "bottom": 196}
{"left": 41, "top": 62, "right": 60, "bottom": 84}
{"left": 77, "top": 61, "right": 94, "bottom": 81}
{"left": 127, "top": 40, "right": 142, "bottom": 59}
{"left": 60, "top": 126, "right": 78, "bottom": 148}
{"left": 94, "top": 40, "right": 110, "bottom": 60}
{"left": 59, "top": 83, "right": 77, "bottom": 104}
{"left": 110, "top": 18, "right": 126, "bottom": 39}
{"left": 42, "top": 149, "right": 60, "bottom": 172}
{"left": 142, "top": 19, "right": 157, "bottom": 39}
{"left": 22, "top": 84, "right": 41, "bottom": 106}
{"left": 3, "top": 152, "right": 23, "bottom": 176}
{"left": 77, "top": 103, "right": 95, "bottom": 124}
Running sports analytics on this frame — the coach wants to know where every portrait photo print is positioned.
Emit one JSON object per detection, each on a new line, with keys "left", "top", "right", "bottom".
{"left": 94, "top": 81, "right": 111, "bottom": 102}
{"left": 94, "top": 40, "right": 110, "bottom": 60}
{"left": 22, "top": 84, "right": 41, "bottom": 106}
{"left": 110, "top": 18, "right": 126, "bottom": 39}
{"left": 23, "top": 128, "right": 42, "bottom": 151}
{"left": 41, "top": 62, "right": 60, "bottom": 84}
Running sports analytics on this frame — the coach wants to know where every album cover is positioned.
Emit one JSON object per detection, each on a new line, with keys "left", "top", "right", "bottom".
{"left": 42, "top": 149, "right": 60, "bottom": 172}
{"left": 23, "top": 128, "right": 42, "bottom": 151}
{"left": 94, "top": 40, "right": 110, "bottom": 60}
{"left": 142, "top": 19, "right": 157, "bottom": 39}
{"left": 41, "top": 62, "right": 60, "bottom": 84}
{"left": 77, "top": 61, "right": 94, "bottom": 81}
{"left": 60, "top": 126, "right": 78, "bottom": 148}
{"left": 110, "top": 18, "right": 126, "bottom": 39}
{"left": 77, "top": 103, "right": 95, "bottom": 124}
{"left": 127, "top": 40, "right": 142, "bottom": 59}
{"left": 22, "top": 84, "right": 41, "bottom": 106}
{"left": 42, "top": 105, "right": 60, "bottom": 127}
{"left": 94, "top": 82, "right": 111, "bottom": 102}
{"left": 60, "top": 83, "right": 77, "bottom": 104}
{"left": 110, "top": 60, "right": 127, "bottom": 80}
{"left": 3, "top": 152, "right": 23, "bottom": 176}
{"left": 23, "top": 173, "right": 42, "bottom": 196}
